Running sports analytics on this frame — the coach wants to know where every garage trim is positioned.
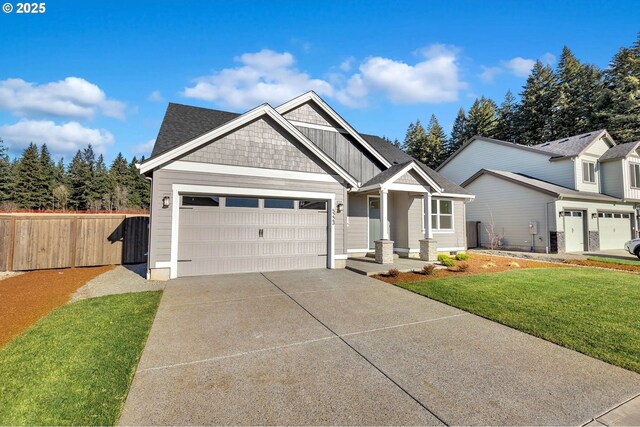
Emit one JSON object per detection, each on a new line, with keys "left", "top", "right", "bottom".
{"left": 169, "top": 184, "right": 336, "bottom": 278}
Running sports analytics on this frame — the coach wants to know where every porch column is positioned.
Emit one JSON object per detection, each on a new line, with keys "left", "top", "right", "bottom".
{"left": 425, "top": 192, "right": 433, "bottom": 239}
{"left": 380, "top": 187, "right": 389, "bottom": 239}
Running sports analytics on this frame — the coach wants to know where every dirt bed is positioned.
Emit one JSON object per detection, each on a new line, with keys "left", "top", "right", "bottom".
{"left": 374, "top": 254, "right": 568, "bottom": 285}
{"left": 0, "top": 265, "right": 114, "bottom": 347}
{"left": 564, "top": 259, "right": 640, "bottom": 273}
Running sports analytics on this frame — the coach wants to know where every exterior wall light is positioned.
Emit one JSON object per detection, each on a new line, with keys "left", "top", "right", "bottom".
{"left": 162, "top": 196, "right": 171, "bottom": 208}
{"left": 336, "top": 203, "right": 344, "bottom": 213}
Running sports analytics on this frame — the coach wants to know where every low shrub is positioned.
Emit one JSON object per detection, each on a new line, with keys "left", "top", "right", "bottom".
{"left": 437, "top": 254, "right": 450, "bottom": 263}
{"left": 440, "top": 257, "right": 456, "bottom": 267}
{"left": 455, "top": 253, "right": 470, "bottom": 261}
{"left": 457, "top": 261, "right": 469, "bottom": 272}
{"left": 423, "top": 264, "right": 436, "bottom": 275}
{"left": 508, "top": 261, "right": 521, "bottom": 268}
{"left": 481, "top": 262, "right": 497, "bottom": 269}
{"left": 387, "top": 268, "right": 400, "bottom": 277}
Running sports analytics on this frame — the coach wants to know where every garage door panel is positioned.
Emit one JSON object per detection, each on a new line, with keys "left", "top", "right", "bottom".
{"left": 178, "top": 197, "right": 328, "bottom": 277}
{"left": 598, "top": 213, "right": 632, "bottom": 250}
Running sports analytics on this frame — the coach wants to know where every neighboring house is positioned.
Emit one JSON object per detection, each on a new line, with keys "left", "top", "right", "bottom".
{"left": 139, "top": 92, "right": 473, "bottom": 279}
{"left": 438, "top": 130, "right": 640, "bottom": 253}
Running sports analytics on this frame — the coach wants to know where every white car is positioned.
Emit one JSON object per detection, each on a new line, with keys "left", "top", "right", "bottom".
{"left": 625, "top": 238, "right": 640, "bottom": 259}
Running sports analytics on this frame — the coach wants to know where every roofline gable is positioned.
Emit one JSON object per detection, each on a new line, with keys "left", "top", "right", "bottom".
{"left": 359, "top": 161, "right": 444, "bottom": 193}
{"left": 600, "top": 140, "right": 640, "bottom": 162}
{"left": 275, "top": 91, "right": 393, "bottom": 168}
{"left": 139, "top": 103, "right": 360, "bottom": 187}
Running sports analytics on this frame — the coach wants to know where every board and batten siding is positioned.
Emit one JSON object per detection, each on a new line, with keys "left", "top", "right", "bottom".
{"left": 463, "top": 175, "right": 556, "bottom": 252}
{"left": 149, "top": 169, "right": 346, "bottom": 269}
{"left": 439, "top": 139, "right": 575, "bottom": 189}
{"left": 625, "top": 157, "right": 640, "bottom": 200}
{"left": 601, "top": 160, "right": 624, "bottom": 199}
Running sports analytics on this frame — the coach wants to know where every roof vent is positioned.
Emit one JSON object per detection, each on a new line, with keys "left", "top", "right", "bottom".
{"left": 579, "top": 133, "right": 592, "bottom": 139}
{"left": 558, "top": 139, "right": 569, "bottom": 143}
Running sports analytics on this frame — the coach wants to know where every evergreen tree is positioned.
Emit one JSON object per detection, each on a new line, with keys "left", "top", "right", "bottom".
{"left": 404, "top": 120, "right": 428, "bottom": 161}
{"left": 127, "top": 156, "right": 142, "bottom": 209}
{"left": 39, "top": 144, "right": 56, "bottom": 209}
{"left": 54, "top": 158, "right": 66, "bottom": 187}
{"left": 465, "top": 96, "right": 498, "bottom": 138}
{"left": 494, "top": 90, "right": 519, "bottom": 142}
{"left": 600, "top": 34, "right": 640, "bottom": 142}
{"left": 447, "top": 108, "right": 467, "bottom": 155}
{"left": 14, "top": 143, "right": 42, "bottom": 209}
{"left": 0, "top": 138, "right": 12, "bottom": 204}
{"left": 422, "top": 114, "right": 448, "bottom": 169}
{"left": 67, "top": 149, "right": 92, "bottom": 210}
{"left": 516, "top": 60, "right": 558, "bottom": 145}
{"left": 94, "top": 154, "right": 110, "bottom": 209}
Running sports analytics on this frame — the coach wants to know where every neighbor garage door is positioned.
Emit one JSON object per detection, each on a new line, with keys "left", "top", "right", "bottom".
{"left": 177, "top": 195, "right": 328, "bottom": 277}
{"left": 564, "top": 210, "right": 585, "bottom": 252}
{"left": 597, "top": 212, "right": 632, "bottom": 250}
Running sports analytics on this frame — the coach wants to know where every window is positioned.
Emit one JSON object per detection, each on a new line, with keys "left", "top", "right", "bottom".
{"left": 299, "top": 200, "right": 327, "bottom": 210}
{"left": 264, "top": 198, "right": 294, "bottom": 209}
{"left": 431, "top": 199, "right": 453, "bottom": 230}
{"left": 182, "top": 195, "right": 220, "bottom": 207}
{"left": 225, "top": 197, "right": 259, "bottom": 208}
{"left": 631, "top": 163, "right": 640, "bottom": 188}
{"left": 582, "top": 161, "right": 595, "bottom": 183}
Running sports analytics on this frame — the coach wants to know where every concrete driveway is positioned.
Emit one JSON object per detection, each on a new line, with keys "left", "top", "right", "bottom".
{"left": 119, "top": 270, "right": 640, "bottom": 426}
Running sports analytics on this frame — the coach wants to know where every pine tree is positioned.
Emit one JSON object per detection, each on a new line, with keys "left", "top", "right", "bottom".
{"left": 404, "top": 120, "right": 428, "bottom": 161}
{"left": 494, "top": 90, "right": 519, "bottom": 142}
{"left": 600, "top": 34, "right": 640, "bottom": 142}
{"left": 133, "top": 156, "right": 150, "bottom": 209}
{"left": 94, "top": 154, "right": 110, "bottom": 209}
{"left": 0, "top": 138, "right": 12, "bottom": 204}
{"left": 447, "top": 108, "right": 467, "bottom": 155}
{"left": 14, "top": 143, "right": 42, "bottom": 209}
{"left": 127, "top": 157, "right": 142, "bottom": 209}
{"left": 466, "top": 96, "right": 498, "bottom": 138}
{"left": 422, "top": 114, "right": 448, "bottom": 169}
{"left": 516, "top": 60, "right": 558, "bottom": 145}
{"left": 39, "top": 144, "right": 56, "bottom": 209}
{"left": 54, "top": 158, "right": 66, "bottom": 186}
{"left": 67, "top": 149, "right": 93, "bottom": 210}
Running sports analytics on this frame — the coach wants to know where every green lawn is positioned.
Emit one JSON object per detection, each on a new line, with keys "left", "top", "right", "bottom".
{"left": 398, "top": 268, "right": 640, "bottom": 373}
{"left": 588, "top": 255, "right": 639, "bottom": 266}
{"left": 0, "top": 291, "right": 162, "bottom": 426}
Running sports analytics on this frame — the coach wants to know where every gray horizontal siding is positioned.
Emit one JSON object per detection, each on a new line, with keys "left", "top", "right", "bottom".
{"left": 432, "top": 199, "right": 467, "bottom": 250}
{"left": 149, "top": 169, "right": 346, "bottom": 268}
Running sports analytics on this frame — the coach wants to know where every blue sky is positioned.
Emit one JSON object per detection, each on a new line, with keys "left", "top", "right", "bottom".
{"left": 0, "top": 0, "right": 638, "bottom": 163}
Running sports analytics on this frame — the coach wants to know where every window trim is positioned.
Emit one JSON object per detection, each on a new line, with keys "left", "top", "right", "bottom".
{"left": 582, "top": 160, "right": 596, "bottom": 184}
{"left": 630, "top": 163, "right": 640, "bottom": 189}
{"left": 431, "top": 199, "right": 454, "bottom": 232}
{"left": 181, "top": 195, "right": 221, "bottom": 207}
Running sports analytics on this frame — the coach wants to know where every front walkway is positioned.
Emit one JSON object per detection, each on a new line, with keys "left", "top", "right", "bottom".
{"left": 346, "top": 256, "right": 438, "bottom": 276}
{"left": 119, "top": 269, "right": 640, "bottom": 426}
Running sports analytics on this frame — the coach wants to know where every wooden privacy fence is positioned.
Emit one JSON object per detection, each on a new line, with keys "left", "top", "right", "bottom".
{"left": 0, "top": 214, "right": 149, "bottom": 271}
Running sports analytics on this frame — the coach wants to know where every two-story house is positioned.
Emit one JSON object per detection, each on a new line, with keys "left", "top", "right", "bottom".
{"left": 438, "top": 129, "right": 640, "bottom": 253}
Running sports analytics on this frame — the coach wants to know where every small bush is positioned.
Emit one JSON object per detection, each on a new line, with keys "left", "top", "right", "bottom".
{"left": 455, "top": 253, "right": 470, "bottom": 261}
{"left": 481, "top": 262, "right": 497, "bottom": 269}
{"left": 508, "top": 261, "right": 521, "bottom": 268}
{"left": 387, "top": 268, "right": 400, "bottom": 277}
{"left": 437, "top": 254, "right": 450, "bottom": 263}
{"left": 457, "top": 262, "right": 469, "bottom": 272}
{"left": 423, "top": 264, "right": 436, "bottom": 275}
{"left": 440, "top": 257, "right": 455, "bottom": 267}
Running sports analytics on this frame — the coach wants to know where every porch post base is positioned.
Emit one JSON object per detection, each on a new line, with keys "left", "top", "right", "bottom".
{"left": 374, "top": 239, "right": 394, "bottom": 264}
{"left": 419, "top": 238, "right": 438, "bottom": 261}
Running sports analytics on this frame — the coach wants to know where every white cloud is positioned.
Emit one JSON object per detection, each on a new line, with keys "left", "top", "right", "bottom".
{"left": 182, "top": 49, "right": 334, "bottom": 109}
{"left": 0, "top": 119, "right": 114, "bottom": 157}
{"left": 338, "top": 44, "right": 465, "bottom": 106}
{"left": 131, "top": 138, "right": 155, "bottom": 157}
{"left": 479, "top": 52, "right": 556, "bottom": 82}
{"left": 148, "top": 90, "right": 164, "bottom": 102}
{"left": 339, "top": 57, "right": 356, "bottom": 72}
{"left": 0, "top": 77, "right": 126, "bottom": 120}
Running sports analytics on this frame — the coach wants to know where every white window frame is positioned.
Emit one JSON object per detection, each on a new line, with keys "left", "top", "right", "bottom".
{"left": 431, "top": 199, "right": 454, "bottom": 233}
{"left": 630, "top": 163, "right": 640, "bottom": 189}
{"left": 582, "top": 161, "right": 596, "bottom": 183}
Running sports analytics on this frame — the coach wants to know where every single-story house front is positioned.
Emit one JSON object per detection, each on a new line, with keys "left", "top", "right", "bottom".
{"left": 139, "top": 92, "right": 473, "bottom": 279}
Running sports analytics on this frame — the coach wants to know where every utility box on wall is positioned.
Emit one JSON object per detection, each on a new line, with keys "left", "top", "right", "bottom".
{"left": 529, "top": 221, "right": 538, "bottom": 235}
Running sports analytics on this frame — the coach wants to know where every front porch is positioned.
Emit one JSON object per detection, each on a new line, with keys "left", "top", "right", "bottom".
{"left": 345, "top": 256, "right": 439, "bottom": 276}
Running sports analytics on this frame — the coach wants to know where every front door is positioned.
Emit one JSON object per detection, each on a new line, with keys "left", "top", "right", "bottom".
{"left": 564, "top": 210, "right": 585, "bottom": 252}
{"left": 368, "top": 197, "right": 380, "bottom": 249}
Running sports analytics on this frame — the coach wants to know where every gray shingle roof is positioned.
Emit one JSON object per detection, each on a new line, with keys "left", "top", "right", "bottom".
{"left": 600, "top": 141, "right": 640, "bottom": 162}
{"left": 463, "top": 169, "right": 620, "bottom": 202}
{"left": 361, "top": 134, "right": 472, "bottom": 195}
{"left": 146, "top": 102, "right": 470, "bottom": 196}
{"left": 361, "top": 161, "right": 413, "bottom": 187}
{"left": 151, "top": 103, "right": 240, "bottom": 157}
{"left": 531, "top": 130, "right": 607, "bottom": 157}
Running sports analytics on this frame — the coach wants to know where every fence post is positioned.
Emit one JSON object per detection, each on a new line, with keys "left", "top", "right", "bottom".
{"left": 69, "top": 216, "right": 78, "bottom": 268}
{"left": 7, "top": 217, "right": 16, "bottom": 271}
{"left": 121, "top": 215, "right": 128, "bottom": 264}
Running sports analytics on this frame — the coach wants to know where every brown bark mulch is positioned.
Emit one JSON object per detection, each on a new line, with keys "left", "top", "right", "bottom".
{"left": 0, "top": 265, "right": 114, "bottom": 348}
{"left": 374, "top": 254, "right": 568, "bottom": 285}
{"left": 563, "top": 259, "right": 640, "bottom": 273}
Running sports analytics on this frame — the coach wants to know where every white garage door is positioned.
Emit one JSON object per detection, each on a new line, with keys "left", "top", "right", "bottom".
{"left": 598, "top": 212, "right": 632, "bottom": 250}
{"left": 177, "top": 195, "right": 328, "bottom": 277}
{"left": 564, "top": 210, "right": 585, "bottom": 252}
